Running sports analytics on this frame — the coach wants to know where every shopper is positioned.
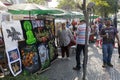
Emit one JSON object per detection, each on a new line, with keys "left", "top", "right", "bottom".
{"left": 73, "top": 20, "right": 91, "bottom": 70}
{"left": 100, "top": 20, "right": 120, "bottom": 68}
{"left": 57, "top": 23, "right": 73, "bottom": 59}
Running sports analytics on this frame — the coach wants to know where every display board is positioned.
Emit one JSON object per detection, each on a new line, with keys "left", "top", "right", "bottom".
{"left": 45, "top": 19, "right": 58, "bottom": 62}
{"left": 20, "top": 20, "right": 41, "bottom": 73}
{"left": 18, "top": 41, "right": 40, "bottom": 73}
{"left": 20, "top": 20, "right": 36, "bottom": 45}
{"left": 2, "top": 21, "right": 24, "bottom": 76}
{"left": 37, "top": 43, "right": 50, "bottom": 70}
{"left": 31, "top": 20, "right": 50, "bottom": 70}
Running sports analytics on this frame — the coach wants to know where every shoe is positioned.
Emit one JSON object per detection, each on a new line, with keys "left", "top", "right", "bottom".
{"left": 107, "top": 63, "right": 113, "bottom": 67}
{"left": 0, "top": 73, "right": 4, "bottom": 78}
{"left": 73, "top": 67, "right": 80, "bottom": 70}
{"left": 102, "top": 63, "right": 107, "bottom": 68}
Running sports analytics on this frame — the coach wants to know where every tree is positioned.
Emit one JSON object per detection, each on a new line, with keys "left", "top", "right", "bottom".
{"left": 27, "top": 0, "right": 46, "bottom": 5}
{"left": 90, "top": 0, "right": 118, "bottom": 18}
{"left": 57, "top": 0, "right": 77, "bottom": 11}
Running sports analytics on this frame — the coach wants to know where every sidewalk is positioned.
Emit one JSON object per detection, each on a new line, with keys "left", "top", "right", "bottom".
{"left": 40, "top": 43, "right": 120, "bottom": 80}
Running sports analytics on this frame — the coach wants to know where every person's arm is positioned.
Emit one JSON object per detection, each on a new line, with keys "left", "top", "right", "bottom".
{"left": 100, "top": 28, "right": 107, "bottom": 38}
{"left": 116, "top": 33, "right": 120, "bottom": 45}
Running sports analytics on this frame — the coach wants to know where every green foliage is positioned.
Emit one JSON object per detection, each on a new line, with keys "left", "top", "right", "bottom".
{"left": 57, "top": 0, "right": 77, "bottom": 10}
{"left": 91, "top": 0, "right": 118, "bottom": 18}
{"left": 1, "top": 73, "right": 48, "bottom": 80}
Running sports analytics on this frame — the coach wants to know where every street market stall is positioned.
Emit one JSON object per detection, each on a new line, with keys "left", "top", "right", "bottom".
{"left": 0, "top": 3, "right": 59, "bottom": 77}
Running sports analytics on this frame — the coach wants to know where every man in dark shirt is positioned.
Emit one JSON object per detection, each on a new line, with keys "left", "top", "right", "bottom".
{"left": 100, "top": 20, "right": 120, "bottom": 68}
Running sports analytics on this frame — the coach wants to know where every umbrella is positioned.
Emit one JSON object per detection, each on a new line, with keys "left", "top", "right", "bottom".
{"left": 8, "top": 3, "right": 64, "bottom": 16}
{"left": 0, "top": 1, "right": 7, "bottom": 10}
{"left": 52, "top": 10, "right": 84, "bottom": 19}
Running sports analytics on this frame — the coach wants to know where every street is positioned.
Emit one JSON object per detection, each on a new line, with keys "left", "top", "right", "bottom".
{"left": 40, "top": 43, "right": 120, "bottom": 80}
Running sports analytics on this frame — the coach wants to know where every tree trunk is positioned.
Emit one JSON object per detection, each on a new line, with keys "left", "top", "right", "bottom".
{"left": 82, "top": 0, "right": 89, "bottom": 80}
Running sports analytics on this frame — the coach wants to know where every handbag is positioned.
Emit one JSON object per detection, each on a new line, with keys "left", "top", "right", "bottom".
{"left": 68, "top": 40, "right": 76, "bottom": 47}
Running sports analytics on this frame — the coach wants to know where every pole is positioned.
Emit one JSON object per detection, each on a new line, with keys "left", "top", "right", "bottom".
{"left": 82, "top": 0, "right": 89, "bottom": 80}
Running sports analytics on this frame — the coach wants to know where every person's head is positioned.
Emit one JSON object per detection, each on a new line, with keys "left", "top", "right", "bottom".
{"left": 62, "top": 23, "right": 66, "bottom": 30}
{"left": 104, "top": 20, "right": 111, "bottom": 27}
{"left": 80, "top": 20, "right": 86, "bottom": 24}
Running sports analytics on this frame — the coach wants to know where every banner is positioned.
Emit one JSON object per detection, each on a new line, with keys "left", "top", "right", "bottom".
{"left": 2, "top": 21, "right": 24, "bottom": 49}
{"left": 2, "top": 21, "right": 24, "bottom": 76}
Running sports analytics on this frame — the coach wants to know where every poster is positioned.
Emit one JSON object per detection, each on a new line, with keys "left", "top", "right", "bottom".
{"left": 1, "top": 21, "right": 24, "bottom": 49}
{"left": 20, "top": 20, "right": 36, "bottom": 45}
{"left": 2, "top": 21, "right": 23, "bottom": 76}
{"left": 32, "top": 19, "right": 50, "bottom": 44}
{"left": 38, "top": 43, "right": 50, "bottom": 70}
{"left": 48, "top": 40, "right": 58, "bottom": 62}
{"left": 8, "top": 48, "right": 20, "bottom": 62}
{"left": 18, "top": 41, "right": 40, "bottom": 73}
{"left": 45, "top": 19, "right": 58, "bottom": 62}
{"left": 7, "top": 48, "right": 22, "bottom": 76}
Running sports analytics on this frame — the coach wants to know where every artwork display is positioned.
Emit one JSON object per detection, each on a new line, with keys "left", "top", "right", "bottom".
{"left": 8, "top": 48, "right": 19, "bottom": 62}
{"left": 1, "top": 21, "right": 24, "bottom": 49}
{"left": 0, "top": 17, "right": 57, "bottom": 76}
{"left": 45, "top": 19, "right": 58, "bottom": 61}
{"left": 38, "top": 43, "right": 50, "bottom": 70}
{"left": 1, "top": 21, "right": 23, "bottom": 76}
{"left": 18, "top": 41, "right": 40, "bottom": 73}
{"left": 10, "top": 61, "right": 21, "bottom": 75}
{"left": 21, "top": 20, "right": 36, "bottom": 45}
{"left": 7, "top": 48, "right": 22, "bottom": 76}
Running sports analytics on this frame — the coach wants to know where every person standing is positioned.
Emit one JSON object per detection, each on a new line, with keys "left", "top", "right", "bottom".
{"left": 73, "top": 20, "right": 91, "bottom": 70}
{"left": 57, "top": 23, "right": 73, "bottom": 59}
{"left": 100, "top": 20, "right": 120, "bottom": 68}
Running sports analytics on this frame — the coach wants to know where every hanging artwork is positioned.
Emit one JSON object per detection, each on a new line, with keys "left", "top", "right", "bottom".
{"left": 45, "top": 19, "right": 55, "bottom": 35}
{"left": 38, "top": 43, "right": 50, "bottom": 70}
{"left": 48, "top": 40, "right": 58, "bottom": 62}
{"left": 1, "top": 21, "right": 24, "bottom": 49}
{"left": 20, "top": 20, "right": 36, "bottom": 45}
{"left": 32, "top": 20, "right": 49, "bottom": 43}
{"left": 7, "top": 48, "right": 22, "bottom": 76}
{"left": 45, "top": 19, "right": 58, "bottom": 62}
{"left": 8, "top": 48, "right": 20, "bottom": 62}
{"left": 2, "top": 21, "right": 23, "bottom": 76}
{"left": 19, "top": 43, "right": 40, "bottom": 73}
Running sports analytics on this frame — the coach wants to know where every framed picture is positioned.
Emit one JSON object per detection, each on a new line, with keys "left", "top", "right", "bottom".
{"left": 11, "top": 61, "right": 21, "bottom": 74}
{"left": 19, "top": 44, "right": 40, "bottom": 73}
{"left": 8, "top": 48, "right": 19, "bottom": 62}
{"left": 38, "top": 43, "right": 50, "bottom": 70}
{"left": 31, "top": 20, "right": 38, "bottom": 29}
{"left": 9, "top": 60, "right": 22, "bottom": 76}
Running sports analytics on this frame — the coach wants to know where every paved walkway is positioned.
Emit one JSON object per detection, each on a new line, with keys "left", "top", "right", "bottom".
{"left": 40, "top": 43, "right": 120, "bottom": 80}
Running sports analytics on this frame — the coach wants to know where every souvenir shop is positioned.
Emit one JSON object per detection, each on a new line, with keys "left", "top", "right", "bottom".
{"left": 0, "top": 12, "right": 58, "bottom": 77}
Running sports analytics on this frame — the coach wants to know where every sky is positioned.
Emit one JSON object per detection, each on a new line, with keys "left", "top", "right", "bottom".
{"left": 48, "top": 0, "right": 58, "bottom": 8}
